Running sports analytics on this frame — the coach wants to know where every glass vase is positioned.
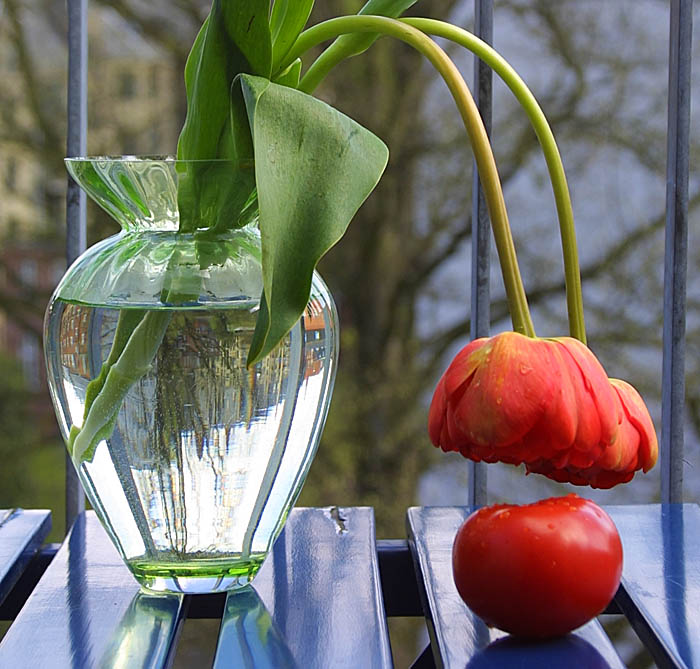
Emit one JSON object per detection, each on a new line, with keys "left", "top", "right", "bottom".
{"left": 44, "top": 157, "right": 339, "bottom": 593}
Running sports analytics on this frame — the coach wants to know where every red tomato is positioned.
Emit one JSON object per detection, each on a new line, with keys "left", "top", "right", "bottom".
{"left": 452, "top": 494, "right": 623, "bottom": 639}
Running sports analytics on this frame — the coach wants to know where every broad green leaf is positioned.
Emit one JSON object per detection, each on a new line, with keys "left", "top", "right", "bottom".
{"left": 273, "top": 58, "right": 302, "bottom": 88}
{"left": 177, "top": 14, "right": 234, "bottom": 160}
{"left": 237, "top": 75, "right": 389, "bottom": 365}
{"left": 179, "top": 16, "right": 209, "bottom": 152}
{"left": 176, "top": 159, "right": 255, "bottom": 234}
{"left": 218, "top": 1, "right": 272, "bottom": 78}
{"left": 176, "top": 0, "right": 269, "bottom": 233}
{"left": 269, "top": 0, "right": 315, "bottom": 74}
{"left": 177, "top": 1, "right": 272, "bottom": 160}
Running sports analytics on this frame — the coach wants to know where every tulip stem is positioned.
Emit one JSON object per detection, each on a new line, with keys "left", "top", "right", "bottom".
{"left": 285, "top": 16, "right": 536, "bottom": 338}
{"left": 401, "top": 19, "right": 585, "bottom": 344}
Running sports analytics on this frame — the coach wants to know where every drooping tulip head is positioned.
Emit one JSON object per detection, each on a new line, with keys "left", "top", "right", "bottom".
{"left": 428, "top": 331, "right": 658, "bottom": 489}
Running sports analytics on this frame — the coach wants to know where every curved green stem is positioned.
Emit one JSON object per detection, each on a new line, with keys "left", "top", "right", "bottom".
{"left": 298, "top": 24, "right": 371, "bottom": 93}
{"left": 402, "top": 18, "right": 585, "bottom": 344}
{"left": 285, "top": 16, "right": 535, "bottom": 338}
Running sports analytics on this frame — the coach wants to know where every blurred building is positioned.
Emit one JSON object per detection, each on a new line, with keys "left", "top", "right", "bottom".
{"left": 0, "top": 245, "right": 65, "bottom": 390}
{"left": 0, "top": 5, "right": 181, "bottom": 391}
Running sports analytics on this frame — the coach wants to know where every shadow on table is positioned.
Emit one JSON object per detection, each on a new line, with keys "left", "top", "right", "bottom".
{"left": 466, "top": 634, "right": 612, "bottom": 669}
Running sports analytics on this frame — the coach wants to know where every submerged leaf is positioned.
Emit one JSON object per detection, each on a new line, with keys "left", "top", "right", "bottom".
{"left": 237, "top": 75, "right": 388, "bottom": 365}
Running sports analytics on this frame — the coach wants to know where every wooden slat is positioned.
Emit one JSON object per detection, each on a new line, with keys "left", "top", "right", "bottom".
{"left": 0, "top": 509, "right": 51, "bottom": 606}
{"left": 0, "top": 512, "right": 185, "bottom": 668}
{"left": 214, "top": 507, "right": 393, "bottom": 669}
{"left": 607, "top": 504, "right": 700, "bottom": 669}
{"left": 406, "top": 507, "right": 625, "bottom": 669}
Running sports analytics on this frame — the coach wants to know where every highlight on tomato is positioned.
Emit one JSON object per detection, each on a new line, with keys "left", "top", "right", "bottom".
{"left": 452, "top": 494, "right": 623, "bottom": 639}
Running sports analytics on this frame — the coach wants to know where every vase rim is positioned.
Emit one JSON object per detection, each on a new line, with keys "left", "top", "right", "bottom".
{"left": 64, "top": 155, "right": 258, "bottom": 232}
{"left": 65, "top": 155, "right": 251, "bottom": 165}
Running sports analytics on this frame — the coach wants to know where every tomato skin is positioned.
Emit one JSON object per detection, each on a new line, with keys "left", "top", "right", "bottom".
{"left": 452, "top": 494, "right": 623, "bottom": 639}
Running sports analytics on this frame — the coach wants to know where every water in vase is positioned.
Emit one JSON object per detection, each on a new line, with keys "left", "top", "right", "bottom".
{"left": 44, "top": 299, "right": 335, "bottom": 593}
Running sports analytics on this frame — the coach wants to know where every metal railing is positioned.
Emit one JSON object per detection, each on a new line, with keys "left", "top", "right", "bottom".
{"left": 64, "top": 0, "right": 694, "bottom": 529}
{"left": 66, "top": 0, "right": 87, "bottom": 527}
{"left": 661, "top": 0, "right": 693, "bottom": 505}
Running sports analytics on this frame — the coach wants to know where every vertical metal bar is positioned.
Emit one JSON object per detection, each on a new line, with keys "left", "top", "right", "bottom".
{"left": 468, "top": 0, "right": 493, "bottom": 507}
{"left": 661, "top": 0, "right": 692, "bottom": 504}
{"left": 65, "top": 0, "right": 88, "bottom": 529}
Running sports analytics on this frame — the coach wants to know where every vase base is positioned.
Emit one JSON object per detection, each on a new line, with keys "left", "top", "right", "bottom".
{"left": 128, "top": 555, "right": 265, "bottom": 594}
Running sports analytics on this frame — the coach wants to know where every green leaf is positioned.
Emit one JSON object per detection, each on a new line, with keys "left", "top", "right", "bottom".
{"left": 68, "top": 308, "right": 146, "bottom": 462}
{"left": 176, "top": 1, "right": 269, "bottom": 233}
{"left": 219, "top": 1, "right": 272, "bottom": 78}
{"left": 272, "top": 58, "right": 302, "bottom": 88}
{"left": 71, "top": 312, "right": 173, "bottom": 463}
{"left": 270, "top": 0, "right": 315, "bottom": 74}
{"left": 237, "top": 75, "right": 389, "bottom": 365}
{"left": 177, "top": 0, "right": 272, "bottom": 161}
{"left": 175, "top": 159, "right": 255, "bottom": 234}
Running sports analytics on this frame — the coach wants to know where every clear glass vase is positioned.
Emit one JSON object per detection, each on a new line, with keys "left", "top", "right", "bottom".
{"left": 44, "top": 157, "right": 339, "bottom": 593}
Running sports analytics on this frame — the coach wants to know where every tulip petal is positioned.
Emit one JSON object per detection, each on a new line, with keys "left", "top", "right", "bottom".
{"left": 517, "top": 345, "right": 578, "bottom": 463}
{"left": 452, "top": 332, "right": 557, "bottom": 449}
{"left": 610, "top": 378, "right": 658, "bottom": 472}
{"left": 554, "top": 338, "right": 620, "bottom": 453}
{"left": 428, "top": 374, "right": 448, "bottom": 447}
{"left": 427, "top": 331, "right": 658, "bottom": 489}
{"left": 443, "top": 337, "right": 489, "bottom": 398}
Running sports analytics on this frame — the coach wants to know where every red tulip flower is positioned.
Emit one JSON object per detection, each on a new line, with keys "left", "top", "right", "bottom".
{"left": 428, "top": 331, "right": 658, "bottom": 489}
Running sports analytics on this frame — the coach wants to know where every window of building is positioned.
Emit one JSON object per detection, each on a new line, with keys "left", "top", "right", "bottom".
{"left": 52, "top": 259, "right": 66, "bottom": 287}
{"left": 20, "top": 333, "right": 41, "bottom": 391}
{"left": 19, "top": 258, "right": 38, "bottom": 286}
{"left": 119, "top": 71, "right": 137, "bottom": 99}
{"left": 5, "top": 158, "right": 17, "bottom": 192}
{"left": 149, "top": 66, "right": 159, "bottom": 96}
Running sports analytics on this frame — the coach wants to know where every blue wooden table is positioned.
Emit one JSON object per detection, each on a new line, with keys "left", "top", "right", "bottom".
{"left": 0, "top": 504, "right": 698, "bottom": 668}
{"left": 407, "top": 504, "right": 700, "bottom": 669}
{"left": 0, "top": 509, "right": 51, "bottom": 609}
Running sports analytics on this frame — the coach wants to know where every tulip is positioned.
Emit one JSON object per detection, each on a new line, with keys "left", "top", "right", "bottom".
{"left": 428, "top": 331, "right": 658, "bottom": 489}
{"left": 527, "top": 378, "right": 658, "bottom": 487}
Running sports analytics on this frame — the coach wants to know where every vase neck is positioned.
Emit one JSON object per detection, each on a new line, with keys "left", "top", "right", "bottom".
{"left": 65, "top": 157, "right": 256, "bottom": 233}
